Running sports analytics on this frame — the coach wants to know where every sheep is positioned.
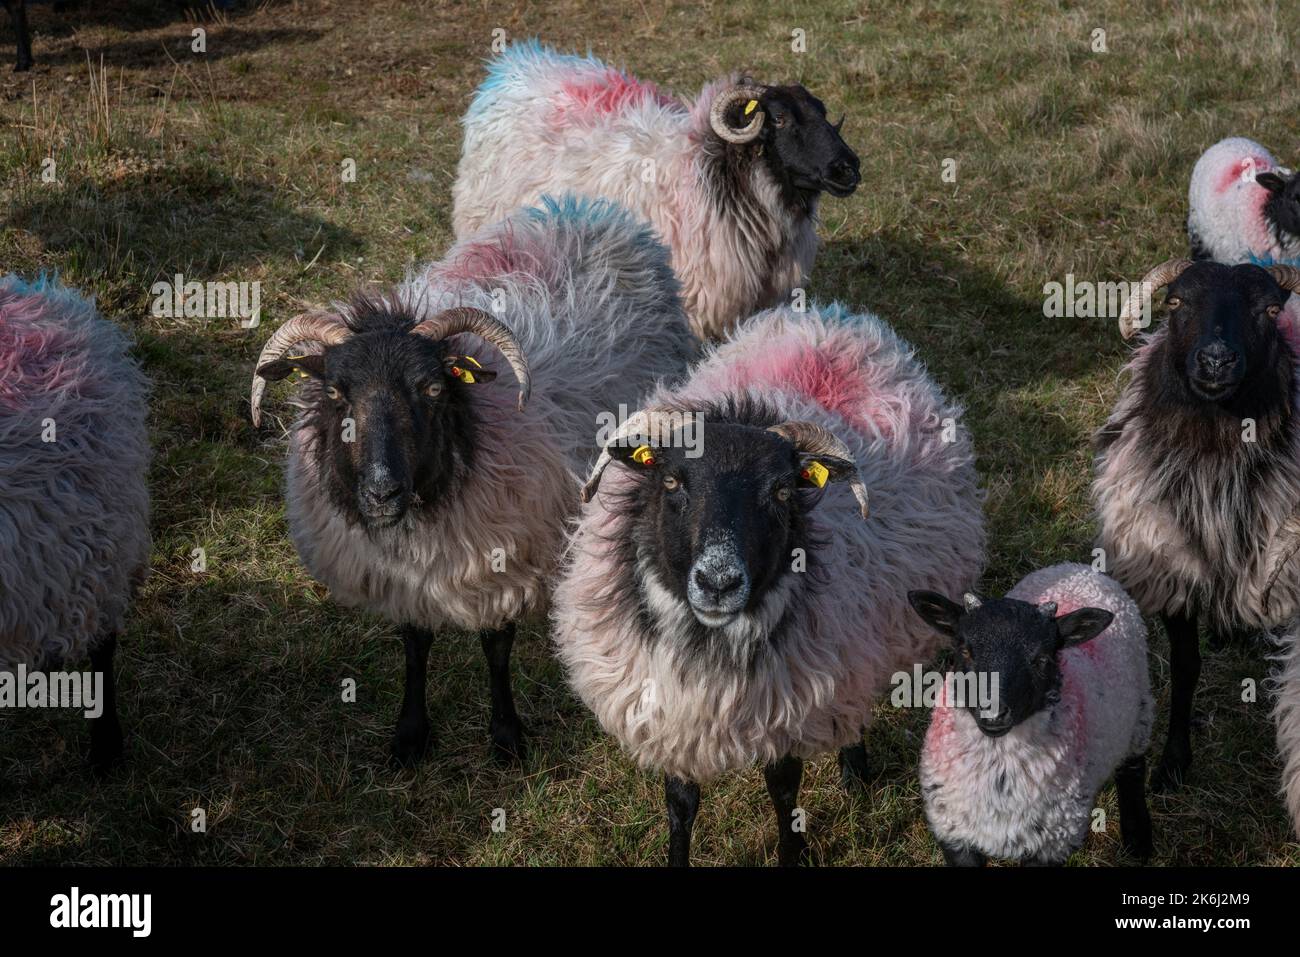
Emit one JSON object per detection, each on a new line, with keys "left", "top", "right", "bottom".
{"left": 1097, "top": 258, "right": 1300, "bottom": 809}
{"left": 451, "top": 40, "right": 861, "bottom": 342}
{"left": 0, "top": 273, "right": 151, "bottom": 773}
{"left": 552, "top": 303, "right": 985, "bottom": 865}
{"left": 249, "top": 195, "right": 696, "bottom": 766}
{"left": 908, "top": 563, "right": 1154, "bottom": 866}
{"left": 1187, "top": 136, "right": 1300, "bottom": 267}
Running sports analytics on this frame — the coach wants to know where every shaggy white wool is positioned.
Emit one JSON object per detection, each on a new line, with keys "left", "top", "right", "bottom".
{"left": 279, "top": 197, "right": 696, "bottom": 634}
{"left": 0, "top": 275, "right": 151, "bottom": 671}
{"left": 1271, "top": 622, "right": 1300, "bottom": 836}
{"left": 1092, "top": 323, "right": 1300, "bottom": 631}
{"left": 1187, "top": 136, "right": 1300, "bottom": 267}
{"left": 920, "top": 564, "right": 1153, "bottom": 863}
{"left": 451, "top": 42, "right": 818, "bottom": 341}
{"left": 552, "top": 303, "right": 985, "bottom": 782}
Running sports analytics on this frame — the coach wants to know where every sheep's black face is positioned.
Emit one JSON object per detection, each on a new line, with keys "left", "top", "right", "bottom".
{"left": 1160, "top": 262, "right": 1288, "bottom": 404}
{"left": 757, "top": 85, "right": 860, "bottom": 199}
{"left": 1258, "top": 169, "right": 1300, "bottom": 243}
{"left": 615, "top": 423, "right": 825, "bottom": 629}
{"left": 314, "top": 331, "right": 469, "bottom": 528}
{"left": 907, "top": 592, "right": 1113, "bottom": 737}
{"left": 259, "top": 317, "right": 481, "bottom": 531}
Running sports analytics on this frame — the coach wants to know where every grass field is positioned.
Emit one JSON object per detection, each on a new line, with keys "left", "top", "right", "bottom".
{"left": 2, "top": 0, "right": 1299, "bottom": 866}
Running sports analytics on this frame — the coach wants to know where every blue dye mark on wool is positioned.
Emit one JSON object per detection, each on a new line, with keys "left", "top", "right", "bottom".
{"left": 467, "top": 39, "right": 606, "bottom": 120}
{"left": 1250, "top": 252, "right": 1300, "bottom": 268}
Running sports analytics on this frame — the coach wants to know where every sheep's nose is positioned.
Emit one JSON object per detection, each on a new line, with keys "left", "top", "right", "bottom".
{"left": 362, "top": 471, "right": 402, "bottom": 504}
{"left": 830, "top": 158, "right": 860, "bottom": 182}
{"left": 1196, "top": 343, "right": 1238, "bottom": 374}
{"left": 692, "top": 566, "right": 744, "bottom": 598}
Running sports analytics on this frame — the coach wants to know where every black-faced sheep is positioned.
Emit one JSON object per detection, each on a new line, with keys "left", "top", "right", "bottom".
{"left": 552, "top": 303, "right": 984, "bottom": 865}
{"left": 249, "top": 196, "right": 696, "bottom": 766}
{"left": 1099, "top": 259, "right": 1300, "bottom": 814}
{"left": 909, "top": 563, "right": 1153, "bottom": 866}
{"left": 0, "top": 274, "right": 151, "bottom": 772}
{"left": 452, "top": 40, "right": 860, "bottom": 341}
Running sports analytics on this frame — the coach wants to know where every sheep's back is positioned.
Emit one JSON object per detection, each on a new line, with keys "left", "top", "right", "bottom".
{"left": 1188, "top": 136, "right": 1300, "bottom": 266}
{"left": 0, "top": 276, "right": 150, "bottom": 669}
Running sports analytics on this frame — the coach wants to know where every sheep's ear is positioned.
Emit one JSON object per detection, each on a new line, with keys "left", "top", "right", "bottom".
{"left": 907, "top": 590, "right": 964, "bottom": 637}
{"left": 257, "top": 354, "right": 326, "bottom": 381}
{"left": 796, "top": 453, "right": 855, "bottom": 489}
{"left": 607, "top": 442, "right": 661, "bottom": 470}
{"left": 1055, "top": 607, "right": 1114, "bottom": 649}
{"left": 444, "top": 355, "right": 499, "bottom": 386}
{"left": 1257, "top": 171, "right": 1289, "bottom": 193}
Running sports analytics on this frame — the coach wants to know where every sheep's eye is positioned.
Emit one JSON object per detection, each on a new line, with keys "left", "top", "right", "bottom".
{"left": 663, "top": 475, "right": 680, "bottom": 492}
{"left": 1267, "top": 304, "right": 1283, "bottom": 319}
{"left": 325, "top": 385, "right": 343, "bottom": 401}
{"left": 1036, "top": 654, "right": 1053, "bottom": 669}
{"left": 775, "top": 486, "right": 792, "bottom": 503}
{"left": 424, "top": 381, "right": 444, "bottom": 398}
{"left": 960, "top": 647, "right": 973, "bottom": 663}
{"left": 1166, "top": 297, "right": 1181, "bottom": 309}
{"left": 773, "top": 114, "right": 788, "bottom": 129}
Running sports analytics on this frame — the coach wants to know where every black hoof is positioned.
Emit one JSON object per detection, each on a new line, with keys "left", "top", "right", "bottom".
{"left": 489, "top": 717, "right": 527, "bottom": 765}
{"left": 837, "top": 742, "right": 873, "bottom": 792}
{"left": 1122, "top": 829, "right": 1154, "bottom": 863}
{"left": 776, "top": 836, "right": 810, "bottom": 867}
{"left": 390, "top": 722, "right": 431, "bottom": 768}
{"left": 87, "top": 724, "right": 123, "bottom": 777}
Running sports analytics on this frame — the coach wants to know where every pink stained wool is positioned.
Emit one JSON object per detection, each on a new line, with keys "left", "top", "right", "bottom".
{"left": 0, "top": 276, "right": 151, "bottom": 671}
{"left": 919, "top": 564, "right": 1151, "bottom": 863}
{"left": 552, "top": 302, "right": 985, "bottom": 783}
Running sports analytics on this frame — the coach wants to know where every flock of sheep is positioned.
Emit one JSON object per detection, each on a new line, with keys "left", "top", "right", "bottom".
{"left": 6, "top": 40, "right": 1300, "bottom": 866}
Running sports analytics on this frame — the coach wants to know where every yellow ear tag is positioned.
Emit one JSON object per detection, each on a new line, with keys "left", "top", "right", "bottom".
{"left": 450, "top": 355, "right": 482, "bottom": 383}
{"left": 745, "top": 99, "right": 758, "bottom": 115}
{"left": 631, "top": 445, "right": 655, "bottom": 466}
{"left": 801, "top": 460, "right": 830, "bottom": 488}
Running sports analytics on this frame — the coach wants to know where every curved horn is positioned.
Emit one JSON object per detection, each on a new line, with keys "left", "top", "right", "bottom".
{"left": 766, "top": 421, "right": 870, "bottom": 519}
{"left": 1117, "top": 259, "right": 1194, "bottom": 340}
{"left": 412, "top": 307, "right": 531, "bottom": 412}
{"left": 580, "top": 408, "right": 693, "bottom": 505}
{"left": 709, "top": 85, "right": 767, "bottom": 144}
{"left": 249, "top": 313, "right": 352, "bottom": 427}
{"left": 1267, "top": 264, "right": 1300, "bottom": 294}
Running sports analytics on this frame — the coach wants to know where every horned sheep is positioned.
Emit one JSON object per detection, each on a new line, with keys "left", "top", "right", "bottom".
{"left": 249, "top": 195, "right": 696, "bottom": 766}
{"left": 452, "top": 40, "right": 861, "bottom": 342}
{"left": 1098, "top": 258, "right": 1300, "bottom": 827}
{"left": 552, "top": 303, "right": 984, "bottom": 865}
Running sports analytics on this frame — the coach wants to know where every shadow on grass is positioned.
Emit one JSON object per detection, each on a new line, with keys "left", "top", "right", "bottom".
{"left": 9, "top": 164, "right": 363, "bottom": 290}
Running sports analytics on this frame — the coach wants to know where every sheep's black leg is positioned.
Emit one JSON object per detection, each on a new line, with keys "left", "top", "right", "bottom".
{"left": 1152, "top": 610, "right": 1199, "bottom": 792}
{"left": 664, "top": 774, "right": 700, "bottom": 867}
{"left": 1116, "top": 754, "right": 1153, "bottom": 862}
{"left": 87, "top": 632, "right": 122, "bottom": 775}
{"left": 391, "top": 625, "right": 433, "bottom": 767}
{"left": 938, "top": 841, "right": 987, "bottom": 867}
{"left": 764, "top": 754, "right": 809, "bottom": 866}
{"left": 480, "top": 622, "right": 526, "bottom": 763}
{"left": 837, "top": 734, "right": 872, "bottom": 791}
{"left": 5, "top": 1, "right": 32, "bottom": 72}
